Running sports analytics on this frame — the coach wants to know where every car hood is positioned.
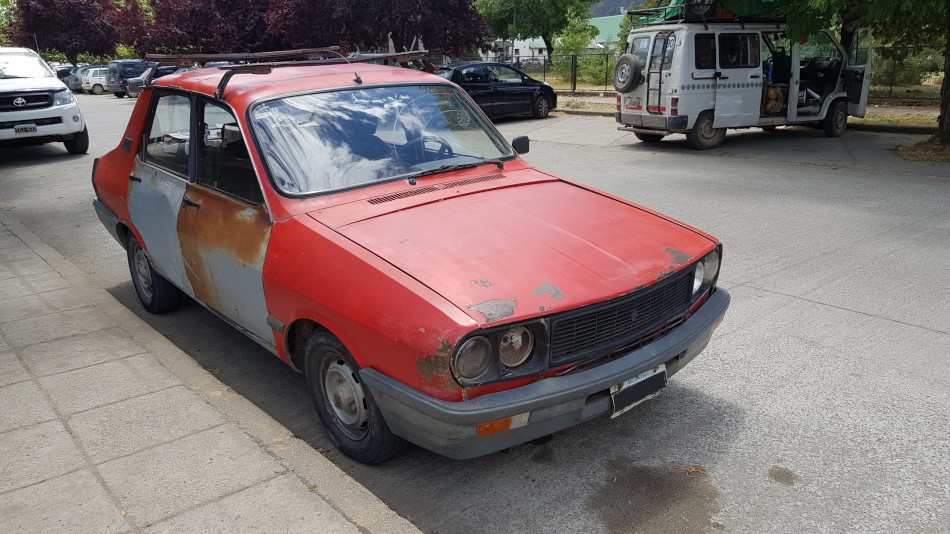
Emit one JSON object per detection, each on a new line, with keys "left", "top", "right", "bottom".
{"left": 310, "top": 173, "right": 716, "bottom": 326}
{"left": 0, "top": 77, "right": 67, "bottom": 92}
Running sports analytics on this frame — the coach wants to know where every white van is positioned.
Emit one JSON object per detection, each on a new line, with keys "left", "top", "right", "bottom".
{"left": 0, "top": 47, "right": 88, "bottom": 153}
{"left": 613, "top": 4, "right": 872, "bottom": 149}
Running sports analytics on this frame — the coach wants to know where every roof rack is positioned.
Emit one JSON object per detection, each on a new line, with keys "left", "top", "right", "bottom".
{"left": 624, "top": 0, "right": 781, "bottom": 28}
{"left": 143, "top": 47, "right": 341, "bottom": 67}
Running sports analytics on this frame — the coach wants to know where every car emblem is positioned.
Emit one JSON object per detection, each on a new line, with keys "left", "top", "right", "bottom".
{"left": 13, "top": 97, "right": 27, "bottom": 107}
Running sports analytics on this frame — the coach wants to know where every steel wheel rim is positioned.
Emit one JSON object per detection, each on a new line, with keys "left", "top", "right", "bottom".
{"left": 133, "top": 246, "right": 153, "bottom": 300}
{"left": 323, "top": 357, "right": 369, "bottom": 440}
{"left": 700, "top": 119, "right": 717, "bottom": 141}
{"left": 617, "top": 64, "right": 630, "bottom": 84}
{"left": 835, "top": 109, "right": 846, "bottom": 130}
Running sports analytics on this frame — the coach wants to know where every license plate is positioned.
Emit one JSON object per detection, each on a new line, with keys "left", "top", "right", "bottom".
{"left": 15, "top": 125, "right": 37, "bottom": 134}
{"left": 610, "top": 364, "right": 666, "bottom": 418}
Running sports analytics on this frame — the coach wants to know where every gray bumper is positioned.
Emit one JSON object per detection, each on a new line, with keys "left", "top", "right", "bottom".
{"left": 616, "top": 111, "right": 689, "bottom": 133}
{"left": 93, "top": 199, "right": 124, "bottom": 248}
{"left": 361, "top": 289, "right": 730, "bottom": 459}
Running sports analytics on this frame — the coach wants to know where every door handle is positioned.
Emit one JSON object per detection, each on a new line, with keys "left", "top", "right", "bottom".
{"left": 182, "top": 196, "right": 201, "bottom": 208}
{"left": 129, "top": 174, "right": 142, "bottom": 182}
{"left": 750, "top": 74, "right": 761, "bottom": 79}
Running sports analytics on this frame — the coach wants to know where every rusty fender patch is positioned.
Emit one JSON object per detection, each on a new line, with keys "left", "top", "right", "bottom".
{"left": 532, "top": 282, "right": 564, "bottom": 300}
{"left": 416, "top": 339, "right": 460, "bottom": 392}
{"left": 467, "top": 298, "right": 517, "bottom": 323}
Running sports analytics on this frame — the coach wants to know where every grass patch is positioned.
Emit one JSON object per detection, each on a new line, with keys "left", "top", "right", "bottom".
{"left": 851, "top": 113, "right": 937, "bottom": 127}
{"left": 896, "top": 136, "right": 950, "bottom": 162}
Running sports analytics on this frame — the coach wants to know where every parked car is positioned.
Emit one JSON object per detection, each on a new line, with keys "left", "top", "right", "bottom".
{"left": 81, "top": 66, "right": 108, "bottom": 95}
{"left": 436, "top": 62, "right": 557, "bottom": 120}
{"left": 67, "top": 64, "right": 105, "bottom": 93}
{"left": 105, "top": 59, "right": 154, "bottom": 97}
{"left": 0, "top": 47, "right": 88, "bottom": 153}
{"left": 91, "top": 60, "right": 728, "bottom": 463}
{"left": 126, "top": 65, "right": 182, "bottom": 98}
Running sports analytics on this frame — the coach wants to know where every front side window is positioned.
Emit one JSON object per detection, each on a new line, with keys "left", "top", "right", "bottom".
{"left": 488, "top": 65, "right": 523, "bottom": 83}
{"left": 718, "top": 33, "right": 760, "bottom": 68}
{"left": 251, "top": 84, "right": 513, "bottom": 196}
{"left": 145, "top": 93, "right": 191, "bottom": 176}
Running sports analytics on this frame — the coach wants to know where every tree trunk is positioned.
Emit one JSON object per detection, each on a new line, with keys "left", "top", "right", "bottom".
{"left": 940, "top": 9, "right": 950, "bottom": 145}
{"left": 542, "top": 35, "right": 554, "bottom": 59}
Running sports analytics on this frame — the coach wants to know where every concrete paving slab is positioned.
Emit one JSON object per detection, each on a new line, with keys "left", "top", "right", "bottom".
{"left": 98, "top": 424, "right": 285, "bottom": 526}
{"left": 39, "top": 353, "right": 180, "bottom": 416}
{"left": 142, "top": 473, "right": 358, "bottom": 534}
{"left": 0, "top": 234, "right": 21, "bottom": 248}
{"left": 0, "top": 306, "right": 114, "bottom": 348}
{"left": 0, "top": 420, "right": 84, "bottom": 493}
{"left": 19, "top": 328, "right": 146, "bottom": 377}
{"left": 0, "top": 469, "right": 129, "bottom": 534}
{"left": 68, "top": 385, "right": 223, "bottom": 464}
{"left": 0, "top": 381, "right": 57, "bottom": 433}
{"left": 0, "top": 270, "right": 69, "bottom": 300}
{"left": 0, "top": 288, "right": 87, "bottom": 324}
{"left": 0, "top": 256, "right": 52, "bottom": 282}
{"left": 0, "top": 335, "right": 8, "bottom": 351}
{"left": 0, "top": 352, "right": 29, "bottom": 387}
{"left": 0, "top": 245, "right": 36, "bottom": 263}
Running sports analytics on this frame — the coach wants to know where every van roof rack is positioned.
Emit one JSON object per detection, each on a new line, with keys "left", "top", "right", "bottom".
{"left": 624, "top": 0, "right": 782, "bottom": 28}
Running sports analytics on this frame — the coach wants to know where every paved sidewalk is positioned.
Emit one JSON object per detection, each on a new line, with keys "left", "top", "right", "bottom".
{"left": 0, "top": 214, "right": 420, "bottom": 533}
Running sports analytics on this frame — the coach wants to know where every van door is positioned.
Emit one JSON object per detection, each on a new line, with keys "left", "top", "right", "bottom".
{"left": 845, "top": 29, "right": 872, "bottom": 118}
{"left": 712, "top": 32, "right": 763, "bottom": 128}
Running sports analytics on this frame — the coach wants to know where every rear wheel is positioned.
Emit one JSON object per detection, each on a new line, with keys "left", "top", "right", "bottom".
{"left": 823, "top": 99, "right": 848, "bottom": 137}
{"left": 634, "top": 132, "right": 665, "bottom": 143}
{"left": 532, "top": 95, "right": 551, "bottom": 119}
{"left": 114, "top": 91, "right": 126, "bottom": 98}
{"left": 305, "top": 332, "right": 407, "bottom": 464}
{"left": 63, "top": 127, "right": 89, "bottom": 155}
{"left": 126, "top": 233, "right": 183, "bottom": 314}
{"left": 686, "top": 111, "right": 726, "bottom": 150}
{"left": 91, "top": 84, "right": 103, "bottom": 95}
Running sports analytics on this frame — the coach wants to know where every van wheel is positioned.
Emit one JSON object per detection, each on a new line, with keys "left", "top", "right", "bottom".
{"left": 613, "top": 54, "right": 643, "bottom": 93}
{"left": 305, "top": 332, "right": 407, "bottom": 464}
{"left": 114, "top": 91, "right": 126, "bottom": 98}
{"left": 532, "top": 95, "right": 551, "bottom": 119}
{"left": 635, "top": 132, "right": 665, "bottom": 143}
{"left": 686, "top": 111, "right": 726, "bottom": 150}
{"left": 91, "top": 84, "right": 103, "bottom": 95}
{"left": 823, "top": 99, "right": 848, "bottom": 137}
{"left": 63, "top": 127, "right": 89, "bottom": 155}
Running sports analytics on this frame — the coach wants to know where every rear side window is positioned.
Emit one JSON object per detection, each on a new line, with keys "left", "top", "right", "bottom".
{"left": 197, "top": 100, "right": 263, "bottom": 204}
{"left": 145, "top": 93, "right": 192, "bottom": 177}
{"left": 718, "top": 33, "right": 760, "bottom": 68}
{"left": 695, "top": 34, "right": 716, "bottom": 69}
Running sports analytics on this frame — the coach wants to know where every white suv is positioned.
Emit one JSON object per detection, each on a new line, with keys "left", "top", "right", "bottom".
{"left": 0, "top": 47, "right": 88, "bottom": 154}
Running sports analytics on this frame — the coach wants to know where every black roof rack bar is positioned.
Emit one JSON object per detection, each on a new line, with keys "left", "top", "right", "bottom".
{"left": 145, "top": 47, "right": 340, "bottom": 67}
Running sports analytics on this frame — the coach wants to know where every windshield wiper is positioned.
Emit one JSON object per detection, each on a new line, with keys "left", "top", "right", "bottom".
{"left": 406, "top": 159, "right": 506, "bottom": 183}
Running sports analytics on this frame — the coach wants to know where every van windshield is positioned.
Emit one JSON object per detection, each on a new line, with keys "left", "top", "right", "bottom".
{"left": 0, "top": 53, "right": 53, "bottom": 80}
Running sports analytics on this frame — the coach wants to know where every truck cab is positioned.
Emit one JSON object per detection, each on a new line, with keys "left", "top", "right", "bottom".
{"left": 613, "top": 2, "right": 872, "bottom": 149}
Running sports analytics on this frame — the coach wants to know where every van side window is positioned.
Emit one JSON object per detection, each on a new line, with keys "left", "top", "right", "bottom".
{"left": 144, "top": 92, "right": 192, "bottom": 177}
{"left": 719, "top": 33, "right": 760, "bottom": 68}
{"left": 197, "top": 100, "right": 263, "bottom": 204}
{"left": 695, "top": 34, "right": 716, "bottom": 69}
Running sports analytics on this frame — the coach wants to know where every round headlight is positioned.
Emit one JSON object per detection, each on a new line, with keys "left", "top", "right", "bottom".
{"left": 499, "top": 325, "right": 534, "bottom": 367}
{"left": 455, "top": 336, "right": 492, "bottom": 380}
{"left": 692, "top": 260, "right": 705, "bottom": 294}
{"left": 703, "top": 249, "right": 720, "bottom": 284}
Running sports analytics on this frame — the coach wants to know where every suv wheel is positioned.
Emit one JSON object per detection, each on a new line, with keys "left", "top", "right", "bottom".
{"left": 63, "top": 127, "right": 89, "bottom": 155}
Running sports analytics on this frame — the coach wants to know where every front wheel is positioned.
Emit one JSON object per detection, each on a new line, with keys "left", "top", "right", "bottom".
{"left": 126, "top": 233, "right": 183, "bottom": 314}
{"left": 686, "top": 111, "right": 726, "bottom": 150}
{"left": 532, "top": 95, "right": 551, "bottom": 119}
{"left": 64, "top": 127, "right": 89, "bottom": 154}
{"left": 823, "top": 99, "right": 848, "bottom": 137}
{"left": 305, "top": 333, "right": 407, "bottom": 464}
{"left": 114, "top": 91, "right": 126, "bottom": 98}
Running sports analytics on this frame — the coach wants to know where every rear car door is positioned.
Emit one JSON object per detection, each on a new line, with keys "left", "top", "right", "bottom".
{"left": 456, "top": 66, "right": 495, "bottom": 117}
{"left": 713, "top": 31, "right": 763, "bottom": 128}
{"left": 845, "top": 29, "right": 872, "bottom": 118}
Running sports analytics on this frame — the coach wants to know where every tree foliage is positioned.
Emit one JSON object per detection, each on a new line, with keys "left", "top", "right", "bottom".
{"left": 476, "top": 0, "right": 598, "bottom": 56}
{"left": 10, "top": 0, "right": 119, "bottom": 64}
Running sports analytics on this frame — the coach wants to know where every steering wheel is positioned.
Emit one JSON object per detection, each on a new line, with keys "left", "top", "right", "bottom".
{"left": 401, "top": 135, "right": 454, "bottom": 164}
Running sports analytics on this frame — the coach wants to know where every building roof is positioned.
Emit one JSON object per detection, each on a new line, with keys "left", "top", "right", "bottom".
{"left": 589, "top": 14, "right": 625, "bottom": 45}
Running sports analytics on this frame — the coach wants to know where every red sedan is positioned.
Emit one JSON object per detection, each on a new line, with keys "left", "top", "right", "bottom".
{"left": 92, "top": 59, "right": 729, "bottom": 463}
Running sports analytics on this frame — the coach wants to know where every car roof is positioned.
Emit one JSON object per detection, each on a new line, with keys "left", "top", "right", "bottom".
{"left": 151, "top": 62, "right": 450, "bottom": 109}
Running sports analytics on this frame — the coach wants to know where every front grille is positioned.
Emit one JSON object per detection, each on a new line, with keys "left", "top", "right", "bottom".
{"left": 0, "top": 92, "right": 54, "bottom": 111}
{"left": 0, "top": 117, "right": 62, "bottom": 130}
{"left": 549, "top": 268, "right": 693, "bottom": 365}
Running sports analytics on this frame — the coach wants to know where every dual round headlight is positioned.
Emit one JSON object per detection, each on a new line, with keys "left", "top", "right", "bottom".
{"left": 692, "top": 248, "right": 720, "bottom": 296}
{"left": 454, "top": 325, "right": 536, "bottom": 381}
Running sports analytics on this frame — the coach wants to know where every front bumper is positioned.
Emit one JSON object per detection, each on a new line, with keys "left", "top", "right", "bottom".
{"left": 361, "top": 288, "right": 730, "bottom": 459}
{"left": 0, "top": 102, "right": 84, "bottom": 144}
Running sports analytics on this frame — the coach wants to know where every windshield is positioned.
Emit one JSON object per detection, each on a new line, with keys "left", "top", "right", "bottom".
{"left": 0, "top": 52, "right": 53, "bottom": 79}
{"left": 251, "top": 84, "right": 512, "bottom": 196}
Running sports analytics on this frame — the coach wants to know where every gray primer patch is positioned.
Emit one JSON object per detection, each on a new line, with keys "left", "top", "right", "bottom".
{"left": 768, "top": 466, "right": 799, "bottom": 486}
{"left": 532, "top": 282, "right": 564, "bottom": 300}
{"left": 588, "top": 460, "right": 721, "bottom": 534}
{"left": 664, "top": 247, "right": 693, "bottom": 266}
{"left": 467, "top": 298, "right": 517, "bottom": 323}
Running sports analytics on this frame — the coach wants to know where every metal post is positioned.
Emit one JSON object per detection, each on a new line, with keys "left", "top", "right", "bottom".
{"left": 571, "top": 55, "right": 577, "bottom": 92}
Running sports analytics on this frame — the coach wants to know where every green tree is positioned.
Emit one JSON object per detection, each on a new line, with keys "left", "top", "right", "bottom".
{"left": 476, "top": 0, "right": 597, "bottom": 56}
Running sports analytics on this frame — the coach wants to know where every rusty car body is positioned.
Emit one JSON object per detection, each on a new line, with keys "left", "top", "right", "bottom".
{"left": 91, "top": 58, "right": 729, "bottom": 463}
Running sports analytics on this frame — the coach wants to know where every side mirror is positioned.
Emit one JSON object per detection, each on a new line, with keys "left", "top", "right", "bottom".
{"left": 511, "top": 136, "right": 529, "bottom": 155}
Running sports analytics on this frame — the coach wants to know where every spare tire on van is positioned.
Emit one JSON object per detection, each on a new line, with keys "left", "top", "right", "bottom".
{"left": 613, "top": 54, "right": 644, "bottom": 93}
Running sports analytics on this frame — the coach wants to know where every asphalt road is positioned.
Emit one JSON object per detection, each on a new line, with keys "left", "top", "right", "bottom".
{"left": 2, "top": 93, "right": 948, "bottom": 533}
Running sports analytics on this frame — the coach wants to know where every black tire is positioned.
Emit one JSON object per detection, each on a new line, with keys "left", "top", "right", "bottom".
{"left": 64, "top": 127, "right": 89, "bottom": 155}
{"left": 612, "top": 54, "right": 643, "bottom": 93}
{"left": 91, "top": 84, "right": 103, "bottom": 95}
{"left": 761, "top": 125, "right": 779, "bottom": 131}
{"left": 532, "top": 95, "right": 551, "bottom": 119}
{"left": 823, "top": 99, "right": 848, "bottom": 137}
{"left": 114, "top": 91, "right": 126, "bottom": 98}
{"left": 634, "top": 132, "right": 665, "bottom": 143}
{"left": 126, "top": 233, "right": 184, "bottom": 314}
{"left": 686, "top": 111, "right": 726, "bottom": 150}
{"left": 305, "top": 332, "right": 407, "bottom": 464}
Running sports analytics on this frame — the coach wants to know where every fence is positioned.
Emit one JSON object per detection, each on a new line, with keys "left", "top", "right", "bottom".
{"left": 443, "top": 45, "right": 945, "bottom": 101}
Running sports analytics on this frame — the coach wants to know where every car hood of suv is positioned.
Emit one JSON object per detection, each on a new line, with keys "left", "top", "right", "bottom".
{"left": 311, "top": 175, "right": 716, "bottom": 326}
{"left": 0, "top": 77, "right": 67, "bottom": 92}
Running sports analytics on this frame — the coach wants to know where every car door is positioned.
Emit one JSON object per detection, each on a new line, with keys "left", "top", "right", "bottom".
{"left": 487, "top": 64, "right": 535, "bottom": 117}
{"left": 175, "top": 98, "right": 275, "bottom": 346}
{"left": 456, "top": 66, "right": 495, "bottom": 117}
{"left": 713, "top": 31, "right": 763, "bottom": 128}
{"left": 844, "top": 29, "right": 872, "bottom": 118}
